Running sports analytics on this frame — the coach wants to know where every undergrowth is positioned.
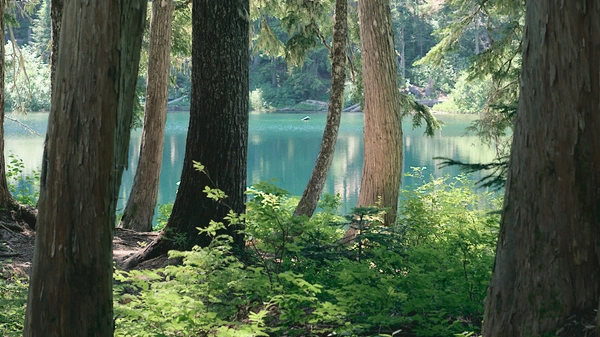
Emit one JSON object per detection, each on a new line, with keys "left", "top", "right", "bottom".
{"left": 0, "top": 174, "right": 500, "bottom": 337}
{"left": 113, "top": 174, "right": 500, "bottom": 337}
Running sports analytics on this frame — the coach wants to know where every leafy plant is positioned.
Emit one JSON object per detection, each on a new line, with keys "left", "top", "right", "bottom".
{"left": 6, "top": 154, "right": 40, "bottom": 206}
{"left": 155, "top": 202, "right": 173, "bottom": 231}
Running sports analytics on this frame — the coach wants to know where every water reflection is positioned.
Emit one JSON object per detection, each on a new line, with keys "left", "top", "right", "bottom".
{"left": 5, "top": 112, "right": 499, "bottom": 217}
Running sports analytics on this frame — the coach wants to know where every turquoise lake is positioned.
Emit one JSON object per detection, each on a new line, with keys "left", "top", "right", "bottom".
{"left": 5, "top": 112, "right": 497, "bottom": 217}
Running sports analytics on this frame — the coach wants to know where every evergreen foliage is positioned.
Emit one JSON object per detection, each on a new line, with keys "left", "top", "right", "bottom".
{"left": 30, "top": 0, "right": 50, "bottom": 63}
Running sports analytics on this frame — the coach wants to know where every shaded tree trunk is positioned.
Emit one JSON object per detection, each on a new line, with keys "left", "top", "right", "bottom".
{"left": 483, "top": 2, "right": 600, "bottom": 336}
{"left": 0, "top": 0, "right": 12, "bottom": 206}
{"left": 114, "top": 0, "right": 148, "bottom": 203}
{"left": 120, "top": 0, "right": 173, "bottom": 232}
{"left": 47, "top": 1, "right": 146, "bottom": 212}
{"left": 293, "top": 0, "right": 347, "bottom": 218}
{"left": 124, "top": 0, "right": 249, "bottom": 268}
{"left": 23, "top": 1, "right": 124, "bottom": 335}
{"left": 50, "top": 0, "right": 62, "bottom": 91}
{"left": 354, "top": 0, "right": 403, "bottom": 226}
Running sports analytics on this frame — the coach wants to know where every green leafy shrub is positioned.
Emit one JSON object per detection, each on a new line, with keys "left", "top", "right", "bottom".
{"left": 154, "top": 202, "right": 173, "bottom": 231}
{"left": 5, "top": 154, "right": 39, "bottom": 206}
{"left": 433, "top": 73, "right": 492, "bottom": 114}
{"left": 0, "top": 176, "right": 498, "bottom": 336}
{"left": 115, "top": 177, "right": 499, "bottom": 336}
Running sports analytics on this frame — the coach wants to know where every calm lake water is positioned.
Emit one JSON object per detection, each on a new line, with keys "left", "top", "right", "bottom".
{"left": 5, "top": 112, "right": 497, "bottom": 216}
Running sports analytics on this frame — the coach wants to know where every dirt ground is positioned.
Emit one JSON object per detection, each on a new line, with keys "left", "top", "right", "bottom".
{"left": 0, "top": 219, "right": 158, "bottom": 277}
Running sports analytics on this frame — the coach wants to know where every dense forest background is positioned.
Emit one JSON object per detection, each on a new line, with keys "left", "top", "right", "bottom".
{"left": 4, "top": 0, "right": 492, "bottom": 114}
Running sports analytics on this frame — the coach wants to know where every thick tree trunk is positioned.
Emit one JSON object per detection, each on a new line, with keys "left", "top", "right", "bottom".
{"left": 293, "top": 0, "right": 347, "bottom": 218}
{"left": 483, "top": 2, "right": 600, "bottom": 336}
{"left": 113, "top": 0, "right": 148, "bottom": 203}
{"left": 124, "top": 0, "right": 249, "bottom": 268}
{"left": 355, "top": 0, "right": 403, "bottom": 226}
{"left": 23, "top": 1, "right": 123, "bottom": 335}
{"left": 120, "top": 0, "right": 173, "bottom": 232}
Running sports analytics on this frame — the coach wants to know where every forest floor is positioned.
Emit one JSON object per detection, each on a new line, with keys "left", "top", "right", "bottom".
{"left": 0, "top": 217, "right": 157, "bottom": 277}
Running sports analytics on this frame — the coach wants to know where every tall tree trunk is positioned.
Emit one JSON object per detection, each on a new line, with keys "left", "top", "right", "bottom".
{"left": 120, "top": 0, "right": 173, "bottom": 232}
{"left": 114, "top": 0, "right": 148, "bottom": 203}
{"left": 124, "top": 0, "right": 249, "bottom": 268}
{"left": 294, "top": 0, "right": 347, "bottom": 218}
{"left": 23, "top": 1, "right": 124, "bottom": 335}
{"left": 0, "top": 0, "right": 12, "bottom": 206}
{"left": 355, "top": 0, "right": 403, "bottom": 226}
{"left": 483, "top": 2, "right": 600, "bottom": 336}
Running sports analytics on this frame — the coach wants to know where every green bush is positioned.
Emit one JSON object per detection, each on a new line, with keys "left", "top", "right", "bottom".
{"left": 433, "top": 73, "right": 492, "bottom": 114}
{"left": 114, "top": 177, "right": 499, "bottom": 336}
{"left": 5, "top": 154, "right": 39, "bottom": 206}
{"left": 0, "top": 177, "right": 499, "bottom": 337}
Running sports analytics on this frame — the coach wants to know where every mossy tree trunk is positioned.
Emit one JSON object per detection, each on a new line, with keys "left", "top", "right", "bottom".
{"left": 294, "top": 0, "right": 347, "bottom": 218}
{"left": 120, "top": 0, "right": 173, "bottom": 232}
{"left": 482, "top": 1, "right": 600, "bottom": 336}
{"left": 124, "top": 0, "right": 249, "bottom": 268}
{"left": 23, "top": 0, "right": 126, "bottom": 335}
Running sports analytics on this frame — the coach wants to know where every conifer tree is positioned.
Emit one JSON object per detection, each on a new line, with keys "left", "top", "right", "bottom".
{"left": 31, "top": 0, "right": 51, "bottom": 63}
{"left": 120, "top": 0, "right": 174, "bottom": 232}
{"left": 483, "top": 1, "right": 600, "bottom": 335}
{"left": 124, "top": 0, "right": 249, "bottom": 267}
{"left": 293, "top": 0, "right": 347, "bottom": 218}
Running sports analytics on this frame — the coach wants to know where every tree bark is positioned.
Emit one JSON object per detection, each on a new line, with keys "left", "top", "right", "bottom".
{"left": 50, "top": 0, "right": 62, "bottom": 92}
{"left": 124, "top": 0, "right": 249, "bottom": 268}
{"left": 355, "top": 0, "right": 403, "bottom": 226}
{"left": 293, "top": 0, "right": 347, "bottom": 218}
{"left": 113, "top": 0, "right": 148, "bottom": 204}
{"left": 483, "top": 2, "right": 600, "bottom": 336}
{"left": 0, "top": 0, "right": 11, "bottom": 207}
{"left": 120, "top": 0, "right": 173, "bottom": 232}
{"left": 23, "top": 1, "right": 124, "bottom": 335}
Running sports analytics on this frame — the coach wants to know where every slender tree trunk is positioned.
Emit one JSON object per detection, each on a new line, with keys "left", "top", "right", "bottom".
{"left": 0, "top": 0, "right": 12, "bottom": 206}
{"left": 124, "top": 0, "right": 249, "bottom": 268}
{"left": 120, "top": 0, "right": 173, "bottom": 232}
{"left": 114, "top": 1, "right": 148, "bottom": 203}
{"left": 483, "top": 2, "right": 600, "bottom": 336}
{"left": 24, "top": 1, "right": 123, "bottom": 335}
{"left": 355, "top": 0, "right": 403, "bottom": 226}
{"left": 294, "top": 0, "right": 347, "bottom": 218}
